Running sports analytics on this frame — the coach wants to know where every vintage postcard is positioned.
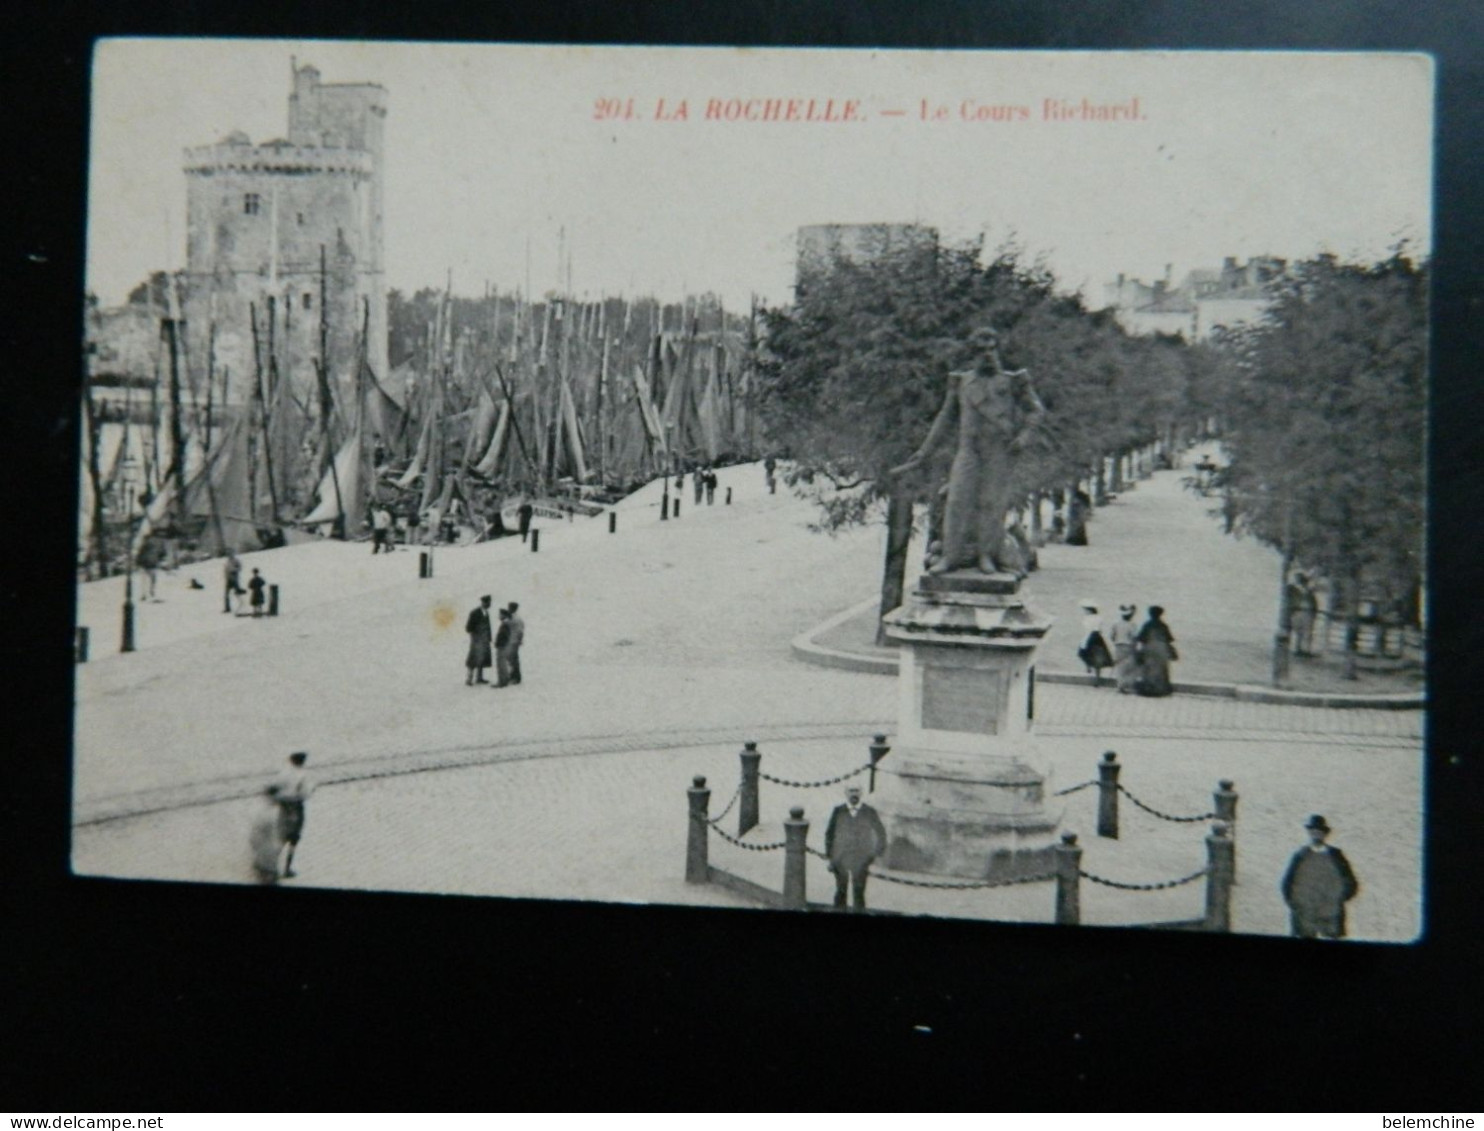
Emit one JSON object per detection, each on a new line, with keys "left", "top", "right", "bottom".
{"left": 76, "top": 40, "right": 1429, "bottom": 941}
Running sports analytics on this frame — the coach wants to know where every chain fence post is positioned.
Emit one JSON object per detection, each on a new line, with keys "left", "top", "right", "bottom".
{"left": 783, "top": 807, "right": 809, "bottom": 909}
{"left": 419, "top": 551, "right": 430, "bottom": 579}
{"left": 1204, "top": 822, "right": 1234, "bottom": 932}
{"left": 531, "top": 528, "right": 540, "bottom": 552}
{"left": 868, "top": 734, "right": 891, "bottom": 793}
{"left": 1097, "top": 751, "right": 1120, "bottom": 839}
{"left": 686, "top": 775, "right": 711, "bottom": 884}
{"left": 1054, "top": 833, "right": 1082, "bottom": 926}
{"left": 609, "top": 512, "right": 617, "bottom": 534}
{"left": 268, "top": 584, "right": 280, "bottom": 617}
{"left": 739, "top": 741, "right": 761, "bottom": 836}
{"left": 1213, "top": 779, "right": 1238, "bottom": 880}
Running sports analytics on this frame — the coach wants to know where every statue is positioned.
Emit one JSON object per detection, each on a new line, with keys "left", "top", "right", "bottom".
{"left": 891, "top": 327, "right": 1046, "bottom": 575}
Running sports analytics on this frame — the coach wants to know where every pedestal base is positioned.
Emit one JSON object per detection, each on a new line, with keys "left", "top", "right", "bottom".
{"left": 875, "top": 748, "right": 1064, "bottom": 880}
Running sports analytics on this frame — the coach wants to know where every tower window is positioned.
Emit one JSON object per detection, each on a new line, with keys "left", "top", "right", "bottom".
{"left": 303, "top": 293, "right": 313, "bottom": 310}
{"left": 244, "top": 193, "right": 261, "bottom": 215}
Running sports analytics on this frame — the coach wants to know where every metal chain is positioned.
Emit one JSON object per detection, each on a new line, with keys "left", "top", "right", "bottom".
{"left": 1078, "top": 866, "right": 1209, "bottom": 891}
{"left": 1052, "top": 779, "right": 1098, "bottom": 797}
{"left": 707, "top": 782, "right": 743, "bottom": 827}
{"left": 708, "top": 822, "right": 786, "bottom": 852}
{"left": 1115, "top": 784, "right": 1216, "bottom": 824}
{"left": 758, "top": 762, "right": 871, "bottom": 789}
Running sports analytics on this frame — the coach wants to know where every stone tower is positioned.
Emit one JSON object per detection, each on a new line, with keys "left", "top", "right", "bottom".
{"left": 182, "top": 60, "right": 388, "bottom": 408}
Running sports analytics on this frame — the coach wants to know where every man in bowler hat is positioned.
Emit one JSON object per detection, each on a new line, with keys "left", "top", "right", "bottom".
{"left": 1280, "top": 814, "right": 1360, "bottom": 939}
{"left": 825, "top": 785, "right": 887, "bottom": 911}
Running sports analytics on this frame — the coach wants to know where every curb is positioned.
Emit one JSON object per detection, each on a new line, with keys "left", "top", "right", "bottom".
{"left": 791, "top": 603, "right": 1424, "bottom": 712}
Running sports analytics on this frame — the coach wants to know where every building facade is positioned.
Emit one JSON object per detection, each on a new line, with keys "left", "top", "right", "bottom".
{"left": 181, "top": 60, "right": 388, "bottom": 408}
{"left": 1102, "top": 256, "right": 1284, "bottom": 340}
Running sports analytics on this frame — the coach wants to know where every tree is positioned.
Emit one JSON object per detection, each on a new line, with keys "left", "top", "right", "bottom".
{"left": 759, "top": 239, "right": 1194, "bottom": 639}
{"left": 1211, "top": 252, "right": 1426, "bottom": 679}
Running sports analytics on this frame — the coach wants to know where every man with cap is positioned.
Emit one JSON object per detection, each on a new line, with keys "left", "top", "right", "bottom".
{"left": 269, "top": 751, "right": 315, "bottom": 880}
{"left": 1108, "top": 603, "right": 1139, "bottom": 693}
{"left": 824, "top": 784, "right": 888, "bottom": 912}
{"left": 1280, "top": 815, "right": 1360, "bottom": 939}
{"left": 465, "top": 595, "right": 494, "bottom": 685}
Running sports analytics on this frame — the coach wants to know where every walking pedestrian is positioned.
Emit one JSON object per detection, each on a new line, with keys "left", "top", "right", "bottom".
{"left": 518, "top": 501, "right": 535, "bottom": 543}
{"left": 223, "top": 552, "right": 242, "bottom": 614}
{"left": 494, "top": 607, "right": 514, "bottom": 687}
{"left": 1108, "top": 603, "right": 1139, "bottom": 693}
{"left": 1280, "top": 815, "right": 1360, "bottom": 939}
{"left": 1133, "top": 605, "right": 1178, "bottom": 696}
{"left": 1288, "top": 572, "right": 1319, "bottom": 657}
{"left": 249, "top": 786, "right": 286, "bottom": 884}
{"left": 137, "top": 537, "right": 163, "bottom": 601}
{"left": 465, "top": 595, "right": 494, "bottom": 685}
{"left": 247, "top": 568, "right": 267, "bottom": 618}
{"left": 269, "top": 751, "right": 315, "bottom": 879}
{"left": 692, "top": 468, "right": 703, "bottom": 506}
{"left": 505, "top": 601, "right": 525, "bottom": 685}
{"left": 1076, "top": 600, "right": 1115, "bottom": 685}
{"left": 704, "top": 468, "right": 717, "bottom": 505}
{"left": 371, "top": 504, "right": 393, "bottom": 554}
{"left": 764, "top": 455, "right": 777, "bottom": 490}
{"left": 825, "top": 785, "right": 887, "bottom": 912}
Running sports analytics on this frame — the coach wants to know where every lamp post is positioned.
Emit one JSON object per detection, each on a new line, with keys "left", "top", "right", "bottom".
{"left": 121, "top": 482, "right": 137, "bottom": 653}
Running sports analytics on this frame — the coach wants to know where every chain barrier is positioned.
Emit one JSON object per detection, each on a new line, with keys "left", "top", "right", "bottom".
{"left": 758, "top": 763, "right": 871, "bottom": 789}
{"left": 1052, "top": 779, "right": 1098, "bottom": 797}
{"left": 708, "top": 822, "right": 786, "bottom": 852}
{"left": 1115, "top": 784, "right": 1216, "bottom": 824}
{"left": 707, "top": 781, "right": 743, "bottom": 827}
{"left": 1078, "top": 866, "right": 1209, "bottom": 892}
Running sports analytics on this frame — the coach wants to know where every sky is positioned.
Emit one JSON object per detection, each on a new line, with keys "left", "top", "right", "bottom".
{"left": 87, "top": 40, "right": 1433, "bottom": 310}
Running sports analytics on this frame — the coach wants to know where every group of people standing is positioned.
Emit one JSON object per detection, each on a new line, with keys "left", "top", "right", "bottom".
{"left": 1077, "top": 599, "right": 1178, "bottom": 697}
{"left": 464, "top": 595, "right": 525, "bottom": 688}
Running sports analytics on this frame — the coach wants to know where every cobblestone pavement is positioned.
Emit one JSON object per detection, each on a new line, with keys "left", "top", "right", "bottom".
{"left": 73, "top": 729, "right": 1422, "bottom": 941}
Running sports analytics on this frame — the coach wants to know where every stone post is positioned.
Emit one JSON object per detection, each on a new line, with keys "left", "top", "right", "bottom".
{"left": 121, "top": 595, "right": 136, "bottom": 653}
{"left": 686, "top": 775, "right": 711, "bottom": 884}
{"left": 782, "top": 806, "right": 809, "bottom": 910}
{"left": 738, "top": 741, "right": 761, "bottom": 836}
{"left": 1213, "top": 780, "right": 1238, "bottom": 880}
{"left": 531, "top": 528, "right": 540, "bottom": 552}
{"left": 726, "top": 487, "right": 733, "bottom": 505}
{"left": 1097, "top": 751, "right": 1120, "bottom": 839}
{"left": 76, "top": 626, "right": 90, "bottom": 664}
{"left": 673, "top": 498, "right": 681, "bottom": 519}
{"left": 419, "top": 551, "right": 430, "bottom": 579}
{"left": 1054, "top": 833, "right": 1082, "bottom": 926}
{"left": 868, "top": 734, "right": 891, "bottom": 793}
{"left": 1204, "top": 822, "right": 1235, "bottom": 932}
{"left": 609, "top": 512, "right": 617, "bottom": 534}
{"left": 268, "top": 584, "right": 280, "bottom": 617}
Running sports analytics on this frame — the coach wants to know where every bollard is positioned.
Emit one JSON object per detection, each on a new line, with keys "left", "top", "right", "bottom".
{"left": 121, "top": 599, "right": 136, "bottom": 653}
{"left": 609, "top": 512, "right": 617, "bottom": 534}
{"left": 75, "top": 626, "right": 90, "bottom": 664}
{"left": 769, "top": 478, "right": 777, "bottom": 495}
{"left": 1204, "top": 822, "right": 1235, "bottom": 932}
{"left": 1054, "top": 833, "right": 1082, "bottom": 926}
{"left": 782, "top": 806, "right": 809, "bottom": 910}
{"left": 738, "top": 741, "right": 761, "bottom": 836}
{"left": 419, "top": 551, "right": 430, "bottom": 579}
{"left": 686, "top": 775, "right": 711, "bottom": 884}
{"left": 868, "top": 735, "right": 891, "bottom": 793}
{"left": 672, "top": 498, "right": 680, "bottom": 519}
{"left": 268, "top": 584, "right": 280, "bottom": 617}
{"left": 1096, "top": 751, "right": 1120, "bottom": 839}
{"left": 725, "top": 487, "right": 732, "bottom": 505}
{"left": 660, "top": 493, "right": 668, "bottom": 521}
{"left": 1213, "top": 780, "right": 1239, "bottom": 881}
{"left": 531, "top": 528, "right": 540, "bottom": 553}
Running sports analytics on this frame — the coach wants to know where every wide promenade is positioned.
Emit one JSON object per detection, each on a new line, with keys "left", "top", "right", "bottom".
{"left": 71, "top": 460, "right": 1423, "bottom": 940}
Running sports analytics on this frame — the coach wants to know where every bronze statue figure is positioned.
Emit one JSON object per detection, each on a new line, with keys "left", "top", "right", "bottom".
{"left": 892, "top": 327, "right": 1046, "bottom": 575}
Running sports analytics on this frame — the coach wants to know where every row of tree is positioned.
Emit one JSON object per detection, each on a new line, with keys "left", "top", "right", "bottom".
{"left": 756, "top": 240, "right": 1426, "bottom": 678}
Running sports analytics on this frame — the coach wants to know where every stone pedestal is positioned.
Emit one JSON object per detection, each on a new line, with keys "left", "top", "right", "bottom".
{"left": 873, "top": 570, "right": 1062, "bottom": 880}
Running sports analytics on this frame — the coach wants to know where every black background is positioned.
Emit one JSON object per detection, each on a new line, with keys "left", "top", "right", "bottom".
{"left": 4, "top": 0, "right": 1481, "bottom": 1111}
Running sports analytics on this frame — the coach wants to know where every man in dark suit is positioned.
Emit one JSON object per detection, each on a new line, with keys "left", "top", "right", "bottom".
{"left": 825, "top": 785, "right": 887, "bottom": 911}
{"left": 1281, "top": 814, "right": 1360, "bottom": 939}
{"left": 464, "top": 595, "right": 493, "bottom": 686}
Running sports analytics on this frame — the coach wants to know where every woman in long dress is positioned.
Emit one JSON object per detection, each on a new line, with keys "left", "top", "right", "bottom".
{"left": 1075, "top": 600, "right": 1114, "bottom": 684}
{"left": 1134, "top": 605, "right": 1178, "bottom": 697}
